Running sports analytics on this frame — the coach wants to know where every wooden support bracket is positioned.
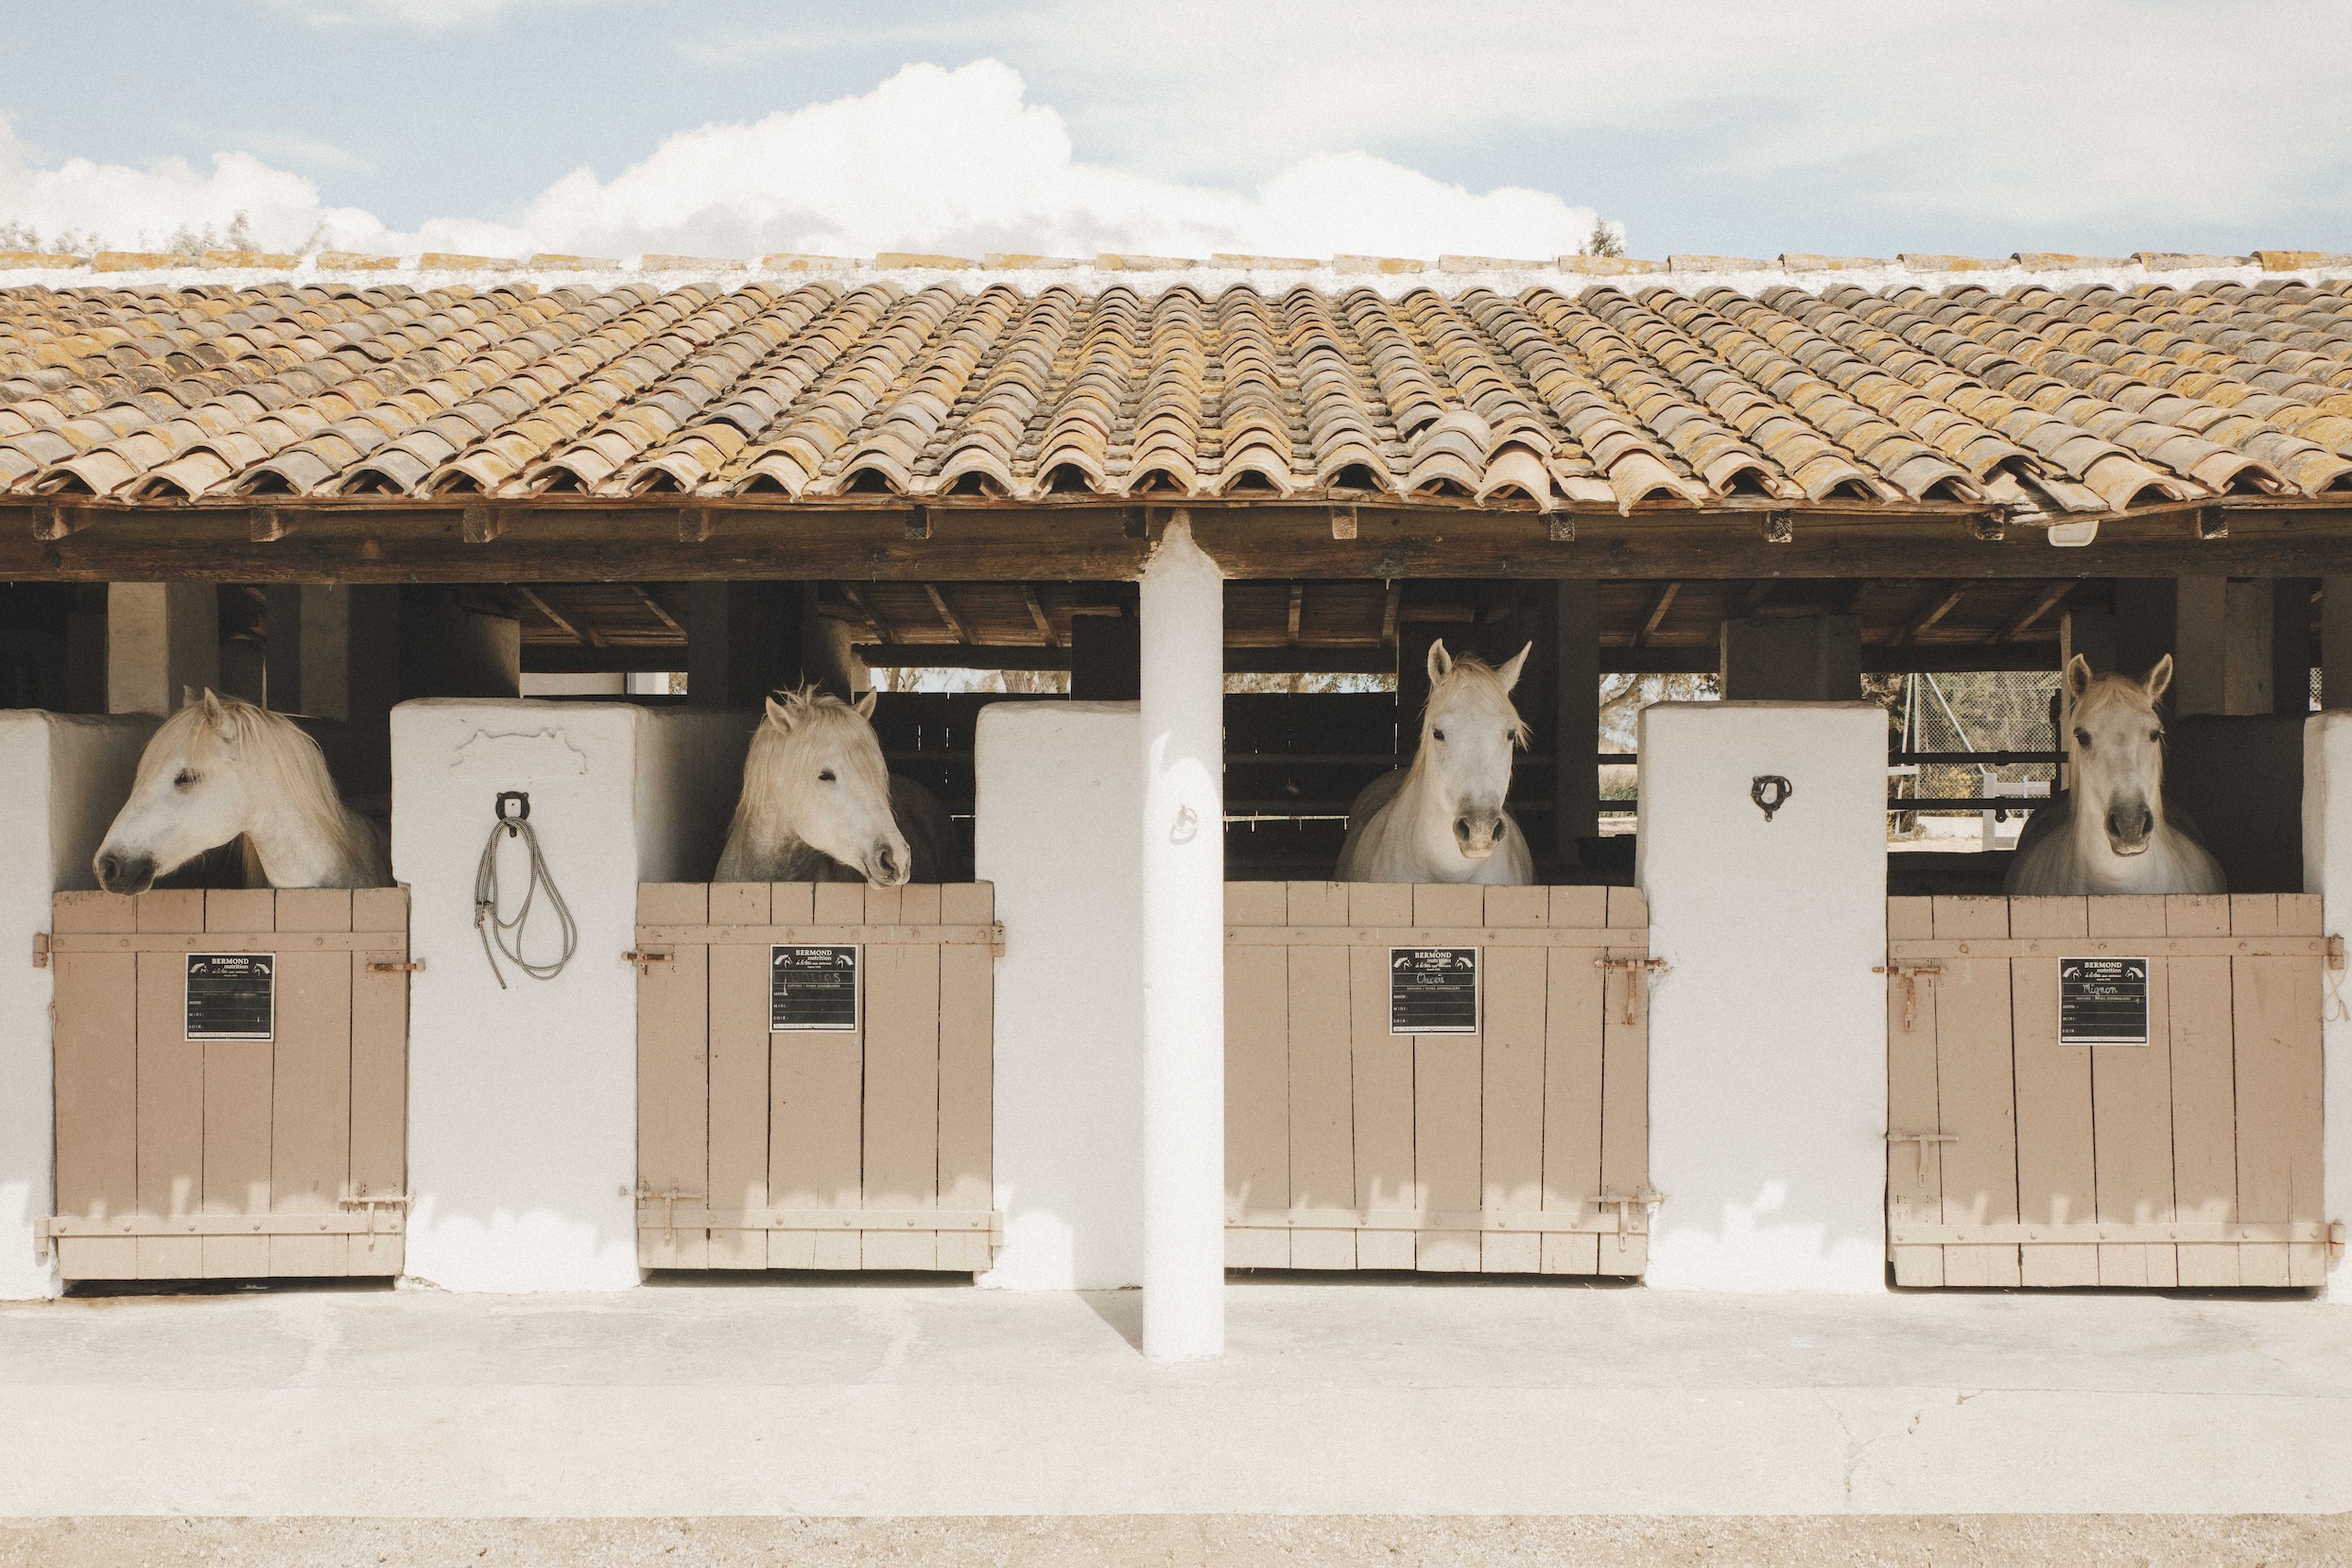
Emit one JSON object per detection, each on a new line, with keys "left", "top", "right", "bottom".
{"left": 1547, "top": 512, "right": 1575, "bottom": 543}
{"left": 678, "top": 506, "right": 714, "bottom": 543}
{"left": 2195, "top": 506, "right": 2229, "bottom": 541}
{"left": 1759, "top": 508, "right": 1793, "bottom": 544}
{"left": 30, "top": 502, "right": 91, "bottom": 542}
{"left": 251, "top": 506, "right": 289, "bottom": 543}
{"left": 1329, "top": 505, "right": 1358, "bottom": 541}
{"left": 461, "top": 504, "right": 506, "bottom": 543}
{"left": 906, "top": 503, "right": 932, "bottom": 542}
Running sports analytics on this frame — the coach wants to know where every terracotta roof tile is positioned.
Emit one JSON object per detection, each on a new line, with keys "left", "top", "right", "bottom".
{"left": 8, "top": 271, "right": 2352, "bottom": 512}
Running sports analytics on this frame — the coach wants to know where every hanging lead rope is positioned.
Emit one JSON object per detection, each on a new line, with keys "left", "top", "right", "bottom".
{"left": 474, "top": 791, "right": 577, "bottom": 989}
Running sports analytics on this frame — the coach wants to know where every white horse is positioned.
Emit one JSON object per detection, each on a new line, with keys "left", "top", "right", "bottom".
{"left": 2005, "top": 654, "right": 2224, "bottom": 897}
{"left": 95, "top": 691, "right": 391, "bottom": 894}
{"left": 1337, "top": 640, "right": 1536, "bottom": 885}
{"left": 715, "top": 685, "right": 963, "bottom": 885}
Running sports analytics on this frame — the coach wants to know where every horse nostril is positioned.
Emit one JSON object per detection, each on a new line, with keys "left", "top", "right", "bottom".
{"left": 1455, "top": 818, "right": 1472, "bottom": 840}
{"left": 97, "top": 853, "right": 118, "bottom": 882}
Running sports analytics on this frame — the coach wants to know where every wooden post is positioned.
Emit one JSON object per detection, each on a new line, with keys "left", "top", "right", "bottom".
{"left": 106, "top": 583, "right": 218, "bottom": 715}
{"left": 264, "top": 586, "right": 304, "bottom": 713}
{"left": 2175, "top": 578, "right": 2273, "bottom": 715}
{"left": 1555, "top": 581, "right": 1600, "bottom": 861}
{"left": 1719, "top": 614, "right": 1859, "bottom": 700}
{"left": 399, "top": 589, "right": 520, "bottom": 701}
{"left": 2113, "top": 580, "right": 2176, "bottom": 686}
{"left": 2273, "top": 578, "right": 2316, "bottom": 715}
{"left": 2324, "top": 578, "right": 2352, "bottom": 711}
{"left": 686, "top": 583, "right": 808, "bottom": 708}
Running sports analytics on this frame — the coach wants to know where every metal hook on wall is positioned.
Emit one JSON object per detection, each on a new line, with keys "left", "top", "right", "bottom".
{"left": 1751, "top": 775, "right": 1793, "bottom": 821}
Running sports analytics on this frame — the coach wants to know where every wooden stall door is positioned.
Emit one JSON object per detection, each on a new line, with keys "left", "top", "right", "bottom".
{"left": 1225, "top": 881, "right": 1653, "bottom": 1275}
{"left": 634, "top": 881, "right": 999, "bottom": 1271}
{"left": 48, "top": 887, "right": 411, "bottom": 1280}
{"left": 1885, "top": 894, "right": 2328, "bottom": 1288}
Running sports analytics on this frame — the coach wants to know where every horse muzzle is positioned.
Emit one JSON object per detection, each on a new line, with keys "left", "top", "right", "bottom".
{"left": 866, "top": 841, "right": 912, "bottom": 887}
{"left": 2105, "top": 803, "right": 2155, "bottom": 857}
{"left": 95, "top": 848, "right": 156, "bottom": 895}
{"left": 1453, "top": 813, "right": 1505, "bottom": 861}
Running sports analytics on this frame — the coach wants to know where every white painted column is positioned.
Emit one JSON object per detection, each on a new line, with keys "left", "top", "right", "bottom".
{"left": 107, "top": 582, "right": 217, "bottom": 715}
{"left": 1138, "top": 515, "right": 1224, "bottom": 1360}
{"left": 0, "top": 712, "right": 156, "bottom": 1298}
{"left": 2302, "top": 712, "right": 2352, "bottom": 1301}
{"left": 1637, "top": 700, "right": 1888, "bottom": 1292}
{"left": 392, "top": 699, "right": 752, "bottom": 1292}
{"left": 974, "top": 701, "right": 1145, "bottom": 1291}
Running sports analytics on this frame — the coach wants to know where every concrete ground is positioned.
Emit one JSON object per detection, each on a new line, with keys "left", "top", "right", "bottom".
{"left": 2, "top": 1277, "right": 2349, "bottom": 1561}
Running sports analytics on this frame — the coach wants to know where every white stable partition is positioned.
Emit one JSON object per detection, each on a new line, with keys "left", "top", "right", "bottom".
{"left": 1637, "top": 700, "right": 1888, "bottom": 1292}
{"left": 2304, "top": 711, "right": 2352, "bottom": 1304}
{"left": 0, "top": 711, "right": 157, "bottom": 1298}
{"left": 392, "top": 699, "right": 752, "bottom": 1292}
{"left": 973, "top": 700, "right": 1146, "bottom": 1293}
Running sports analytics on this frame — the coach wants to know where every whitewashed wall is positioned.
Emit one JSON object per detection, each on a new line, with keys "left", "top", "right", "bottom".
{"left": 974, "top": 700, "right": 1146, "bottom": 1291}
{"left": 392, "top": 699, "right": 752, "bottom": 1292}
{"left": 0, "top": 712, "right": 156, "bottom": 1298}
{"left": 1637, "top": 701, "right": 1889, "bottom": 1292}
{"left": 2303, "top": 712, "right": 2352, "bottom": 1303}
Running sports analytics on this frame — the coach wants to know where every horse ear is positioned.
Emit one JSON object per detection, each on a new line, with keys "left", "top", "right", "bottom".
{"left": 853, "top": 688, "right": 878, "bottom": 720}
{"left": 764, "top": 695, "right": 793, "bottom": 732}
{"left": 180, "top": 684, "right": 200, "bottom": 711}
{"left": 1426, "top": 640, "right": 1452, "bottom": 683}
{"left": 2143, "top": 654, "right": 2173, "bottom": 703}
{"left": 2066, "top": 655, "right": 2094, "bottom": 700}
{"left": 1496, "top": 641, "right": 1531, "bottom": 693}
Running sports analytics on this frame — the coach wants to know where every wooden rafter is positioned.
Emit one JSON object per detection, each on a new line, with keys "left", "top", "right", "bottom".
{"left": 630, "top": 584, "right": 685, "bottom": 637}
{"left": 1634, "top": 582, "right": 1681, "bottom": 648}
{"left": 1379, "top": 581, "right": 1401, "bottom": 648}
{"left": 923, "top": 583, "right": 970, "bottom": 643}
{"left": 839, "top": 583, "right": 891, "bottom": 643}
{"left": 1889, "top": 583, "right": 1966, "bottom": 647}
{"left": 516, "top": 586, "right": 599, "bottom": 646}
{"left": 1990, "top": 581, "right": 2073, "bottom": 644}
{"left": 1021, "top": 585, "right": 1060, "bottom": 647}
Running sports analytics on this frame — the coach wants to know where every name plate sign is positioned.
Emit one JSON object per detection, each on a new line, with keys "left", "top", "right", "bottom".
{"left": 185, "top": 953, "right": 275, "bottom": 1042}
{"left": 2059, "top": 956, "right": 2150, "bottom": 1045}
{"left": 1390, "top": 947, "right": 1479, "bottom": 1035}
{"left": 770, "top": 944, "right": 859, "bottom": 1032}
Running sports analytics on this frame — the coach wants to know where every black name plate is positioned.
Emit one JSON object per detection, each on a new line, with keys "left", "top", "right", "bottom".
{"left": 1390, "top": 947, "right": 1479, "bottom": 1035}
{"left": 185, "top": 953, "right": 275, "bottom": 1042}
{"left": 2059, "top": 956, "right": 2149, "bottom": 1045}
{"left": 771, "top": 944, "right": 858, "bottom": 1032}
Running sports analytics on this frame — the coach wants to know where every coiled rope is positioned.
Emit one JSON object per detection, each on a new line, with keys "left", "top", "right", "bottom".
{"left": 474, "top": 792, "right": 576, "bottom": 989}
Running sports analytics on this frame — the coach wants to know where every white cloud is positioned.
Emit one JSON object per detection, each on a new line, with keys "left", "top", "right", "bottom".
{"left": 2, "top": 60, "right": 1604, "bottom": 262}
{"left": 508, "top": 60, "right": 1600, "bottom": 260}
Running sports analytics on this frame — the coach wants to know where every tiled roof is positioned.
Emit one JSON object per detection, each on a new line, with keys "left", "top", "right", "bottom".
{"left": 6, "top": 269, "right": 2352, "bottom": 515}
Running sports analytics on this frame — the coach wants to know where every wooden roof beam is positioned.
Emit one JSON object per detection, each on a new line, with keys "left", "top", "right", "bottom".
{"left": 629, "top": 584, "right": 686, "bottom": 638}
{"left": 1888, "top": 583, "right": 1966, "bottom": 647}
{"left": 1990, "top": 581, "right": 2073, "bottom": 644}
{"left": 515, "top": 585, "right": 598, "bottom": 646}
{"left": 839, "top": 583, "right": 891, "bottom": 643}
{"left": 1021, "top": 586, "right": 1059, "bottom": 647}
{"left": 1634, "top": 582, "right": 1681, "bottom": 647}
{"left": 923, "top": 583, "right": 970, "bottom": 643}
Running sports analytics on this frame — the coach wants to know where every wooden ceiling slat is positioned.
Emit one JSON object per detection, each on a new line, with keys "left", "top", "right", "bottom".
{"left": 516, "top": 586, "right": 598, "bottom": 646}
{"left": 923, "top": 583, "right": 970, "bottom": 643}
{"left": 1991, "top": 582, "right": 2074, "bottom": 644}
{"left": 1635, "top": 582, "right": 1681, "bottom": 648}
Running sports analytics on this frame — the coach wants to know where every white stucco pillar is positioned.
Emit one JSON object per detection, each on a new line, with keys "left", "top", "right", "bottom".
{"left": 1637, "top": 700, "right": 1888, "bottom": 1292}
{"left": 107, "top": 582, "right": 218, "bottom": 715}
{"left": 1138, "top": 515, "right": 1224, "bottom": 1360}
{"left": 2302, "top": 712, "right": 2352, "bottom": 1301}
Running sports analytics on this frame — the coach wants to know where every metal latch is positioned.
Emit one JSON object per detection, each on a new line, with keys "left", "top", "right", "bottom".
{"left": 1595, "top": 1187, "right": 1666, "bottom": 1254}
{"left": 2329, "top": 936, "right": 2345, "bottom": 973}
{"left": 635, "top": 1180, "right": 705, "bottom": 1242}
{"left": 1875, "top": 963, "right": 1945, "bottom": 1029}
{"left": 30, "top": 933, "right": 48, "bottom": 970}
{"left": 337, "top": 1187, "right": 410, "bottom": 1251}
{"left": 1887, "top": 1129, "right": 1959, "bottom": 1178}
{"left": 625, "top": 950, "right": 674, "bottom": 973}
{"left": 1594, "top": 956, "right": 1669, "bottom": 1025}
{"left": 2329, "top": 1219, "right": 2346, "bottom": 1262}
{"left": 367, "top": 958, "right": 424, "bottom": 974}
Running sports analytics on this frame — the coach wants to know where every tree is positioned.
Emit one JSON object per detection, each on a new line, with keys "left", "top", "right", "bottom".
{"left": 1578, "top": 220, "right": 1626, "bottom": 259}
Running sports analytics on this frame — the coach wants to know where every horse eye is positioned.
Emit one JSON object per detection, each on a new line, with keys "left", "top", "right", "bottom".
{"left": 1432, "top": 729, "right": 1446, "bottom": 742}
{"left": 2153, "top": 730, "right": 2165, "bottom": 743}
{"left": 2073, "top": 728, "right": 2092, "bottom": 748}
{"left": 818, "top": 769, "right": 836, "bottom": 783}
{"left": 173, "top": 769, "right": 197, "bottom": 788}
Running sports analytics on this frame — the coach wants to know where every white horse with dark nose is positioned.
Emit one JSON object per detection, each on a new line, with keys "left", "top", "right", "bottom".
{"left": 94, "top": 690, "right": 390, "bottom": 894}
{"left": 2005, "top": 654, "right": 2224, "bottom": 896}
{"left": 1337, "top": 640, "right": 1535, "bottom": 885}
{"left": 715, "top": 685, "right": 961, "bottom": 885}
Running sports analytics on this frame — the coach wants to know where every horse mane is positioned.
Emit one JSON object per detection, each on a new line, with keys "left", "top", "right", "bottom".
{"left": 726, "top": 684, "right": 880, "bottom": 852}
{"left": 1419, "top": 655, "right": 1531, "bottom": 750}
{"left": 149, "top": 696, "right": 378, "bottom": 878}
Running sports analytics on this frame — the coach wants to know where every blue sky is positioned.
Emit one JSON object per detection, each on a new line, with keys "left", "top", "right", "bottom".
{"left": 3, "top": 0, "right": 2346, "bottom": 262}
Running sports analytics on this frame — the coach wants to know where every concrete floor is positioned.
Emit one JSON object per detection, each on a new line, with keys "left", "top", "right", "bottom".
{"left": 1, "top": 1277, "right": 2348, "bottom": 1526}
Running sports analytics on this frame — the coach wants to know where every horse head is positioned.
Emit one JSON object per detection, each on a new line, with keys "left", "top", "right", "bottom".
{"left": 96, "top": 690, "right": 268, "bottom": 894}
{"left": 753, "top": 685, "right": 911, "bottom": 887}
{"left": 1420, "top": 639, "right": 1531, "bottom": 861}
{"left": 2066, "top": 653, "right": 2172, "bottom": 857}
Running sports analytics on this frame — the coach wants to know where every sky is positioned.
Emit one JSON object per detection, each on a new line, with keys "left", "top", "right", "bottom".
{"left": 2, "top": 0, "right": 2347, "bottom": 264}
